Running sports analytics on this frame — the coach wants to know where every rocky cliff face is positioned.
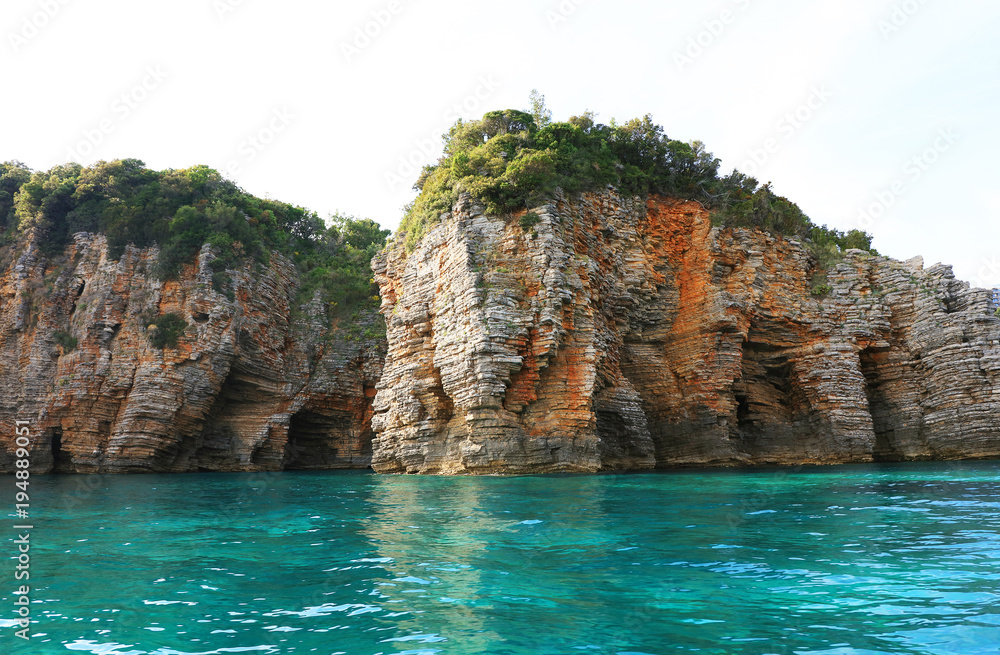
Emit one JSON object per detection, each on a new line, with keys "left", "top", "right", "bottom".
{"left": 0, "top": 234, "right": 383, "bottom": 473}
{"left": 6, "top": 190, "right": 997, "bottom": 476}
{"left": 371, "top": 190, "right": 1000, "bottom": 473}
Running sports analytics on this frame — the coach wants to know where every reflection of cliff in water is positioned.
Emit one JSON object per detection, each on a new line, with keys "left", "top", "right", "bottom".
{"left": 359, "top": 475, "right": 629, "bottom": 649}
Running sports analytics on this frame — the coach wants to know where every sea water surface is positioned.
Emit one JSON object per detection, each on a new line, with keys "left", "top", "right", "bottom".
{"left": 3, "top": 461, "right": 1000, "bottom": 654}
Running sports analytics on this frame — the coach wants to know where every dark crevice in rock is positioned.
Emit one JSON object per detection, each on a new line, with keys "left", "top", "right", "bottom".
{"left": 594, "top": 398, "right": 653, "bottom": 468}
{"left": 733, "top": 383, "right": 754, "bottom": 450}
{"left": 595, "top": 410, "right": 626, "bottom": 447}
{"left": 50, "top": 426, "right": 72, "bottom": 473}
{"left": 425, "top": 385, "right": 455, "bottom": 424}
{"left": 859, "top": 347, "right": 904, "bottom": 462}
{"left": 731, "top": 322, "right": 814, "bottom": 460}
{"left": 250, "top": 432, "right": 275, "bottom": 467}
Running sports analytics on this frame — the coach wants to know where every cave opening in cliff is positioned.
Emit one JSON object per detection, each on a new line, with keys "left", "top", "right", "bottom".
{"left": 733, "top": 322, "right": 812, "bottom": 456}
{"left": 284, "top": 407, "right": 371, "bottom": 469}
{"left": 49, "top": 427, "right": 72, "bottom": 473}
{"left": 733, "top": 385, "right": 755, "bottom": 448}
{"left": 859, "top": 347, "right": 902, "bottom": 461}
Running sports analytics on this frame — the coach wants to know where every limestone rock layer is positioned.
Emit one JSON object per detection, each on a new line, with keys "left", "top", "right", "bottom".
{"left": 0, "top": 234, "right": 383, "bottom": 473}
{"left": 371, "top": 191, "right": 1000, "bottom": 473}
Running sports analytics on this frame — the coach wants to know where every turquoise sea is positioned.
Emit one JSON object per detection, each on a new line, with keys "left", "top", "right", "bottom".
{"left": 3, "top": 461, "right": 1000, "bottom": 654}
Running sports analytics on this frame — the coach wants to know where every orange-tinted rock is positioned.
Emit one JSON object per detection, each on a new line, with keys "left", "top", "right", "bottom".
{"left": 0, "top": 234, "right": 383, "bottom": 473}
{"left": 372, "top": 190, "right": 1000, "bottom": 473}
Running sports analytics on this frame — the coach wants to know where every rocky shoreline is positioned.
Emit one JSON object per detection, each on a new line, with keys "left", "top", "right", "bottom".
{"left": 4, "top": 190, "right": 1000, "bottom": 474}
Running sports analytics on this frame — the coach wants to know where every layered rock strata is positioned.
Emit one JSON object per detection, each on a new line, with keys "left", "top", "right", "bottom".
{"left": 371, "top": 190, "right": 1000, "bottom": 473}
{"left": 0, "top": 234, "right": 383, "bottom": 473}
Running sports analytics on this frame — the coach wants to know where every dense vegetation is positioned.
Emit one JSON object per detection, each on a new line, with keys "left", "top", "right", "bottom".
{"left": 0, "top": 102, "right": 876, "bottom": 338}
{"left": 399, "top": 104, "right": 876, "bottom": 266}
{"left": 0, "top": 159, "right": 389, "bottom": 330}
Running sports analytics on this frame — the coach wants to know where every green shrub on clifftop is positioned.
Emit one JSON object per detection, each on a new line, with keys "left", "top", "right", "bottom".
{"left": 0, "top": 159, "right": 390, "bottom": 332}
{"left": 397, "top": 104, "right": 877, "bottom": 262}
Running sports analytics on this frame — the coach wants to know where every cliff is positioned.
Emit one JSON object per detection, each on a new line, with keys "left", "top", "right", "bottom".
{"left": 0, "top": 234, "right": 384, "bottom": 473}
{"left": 371, "top": 190, "right": 1000, "bottom": 473}
{"left": 5, "top": 187, "right": 999, "bottom": 476}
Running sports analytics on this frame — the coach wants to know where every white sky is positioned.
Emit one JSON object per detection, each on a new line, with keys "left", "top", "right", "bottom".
{"left": 3, "top": 0, "right": 999, "bottom": 285}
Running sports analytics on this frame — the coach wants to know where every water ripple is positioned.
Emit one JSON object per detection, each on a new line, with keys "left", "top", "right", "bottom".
{"left": 6, "top": 462, "right": 998, "bottom": 654}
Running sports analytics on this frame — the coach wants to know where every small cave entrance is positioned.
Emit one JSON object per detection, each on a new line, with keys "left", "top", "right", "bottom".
{"left": 50, "top": 427, "right": 73, "bottom": 473}
{"left": 284, "top": 407, "right": 371, "bottom": 469}
{"left": 734, "top": 356, "right": 803, "bottom": 452}
{"left": 859, "top": 347, "right": 901, "bottom": 461}
{"left": 731, "top": 321, "right": 811, "bottom": 458}
{"left": 177, "top": 367, "right": 277, "bottom": 471}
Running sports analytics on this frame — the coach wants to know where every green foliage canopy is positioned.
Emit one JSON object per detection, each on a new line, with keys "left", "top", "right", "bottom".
{"left": 397, "top": 107, "right": 876, "bottom": 263}
{"left": 0, "top": 159, "right": 390, "bottom": 323}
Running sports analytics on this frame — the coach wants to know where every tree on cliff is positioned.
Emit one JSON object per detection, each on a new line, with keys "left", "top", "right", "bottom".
{"left": 528, "top": 89, "right": 553, "bottom": 129}
{"left": 398, "top": 103, "right": 876, "bottom": 261}
{"left": 0, "top": 161, "right": 31, "bottom": 236}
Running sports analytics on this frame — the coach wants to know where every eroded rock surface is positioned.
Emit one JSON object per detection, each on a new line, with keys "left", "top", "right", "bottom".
{"left": 372, "top": 191, "right": 1000, "bottom": 473}
{"left": 0, "top": 234, "right": 383, "bottom": 473}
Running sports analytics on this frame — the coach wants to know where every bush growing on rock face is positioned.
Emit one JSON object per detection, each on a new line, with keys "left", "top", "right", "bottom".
{"left": 53, "top": 329, "right": 78, "bottom": 353}
{"left": 148, "top": 313, "right": 188, "bottom": 349}
{"left": 0, "top": 161, "right": 32, "bottom": 238}
{"left": 519, "top": 211, "right": 541, "bottom": 231}
{"left": 291, "top": 212, "right": 390, "bottom": 322}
